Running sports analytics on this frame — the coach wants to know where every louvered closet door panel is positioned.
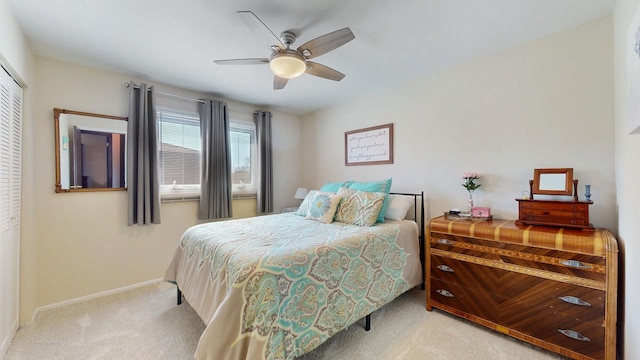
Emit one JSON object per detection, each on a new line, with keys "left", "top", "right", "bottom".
{"left": 0, "top": 67, "right": 22, "bottom": 358}
{"left": 0, "top": 82, "right": 10, "bottom": 235}
{"left": 8, "top": 82, "right": 21, "bottom": 338}
{"left": 0, "top": 75, "right": 12, "bottom": 356}
{"left": 10, "top": 88, "right": 20, "bottom": 226}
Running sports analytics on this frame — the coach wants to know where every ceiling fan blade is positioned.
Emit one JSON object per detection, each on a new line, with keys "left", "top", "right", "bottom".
{"left": 296, "top": 27, "right": 355, "bottom": 59}
{"left": 214, "top": 58, "right": 269, "bottom": 65}
{"left": 305, "top": 62, "right": 345, "bottom": 81}
{"left": 274, "top": 76, "right": 288, "bottom": 90}
{"left": 237, "top": 10, "right": 285, "bottom": 50}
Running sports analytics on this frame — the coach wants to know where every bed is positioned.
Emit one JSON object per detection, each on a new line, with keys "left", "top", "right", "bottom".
{"left": 164, "top": 190, "right": 424, "bottom": 360}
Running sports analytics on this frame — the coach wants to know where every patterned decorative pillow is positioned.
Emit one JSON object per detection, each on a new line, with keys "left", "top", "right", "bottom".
{"left": 295, "top": 190, "right": 319, "bottom": 216}
{"left": 334, "top": 187, "right": 386, "bottom": 227}
{"left": 347, "top": 178, "right": 392, "bottom": 222}
{"left": 306, "top": 191, "right": 342, "bottom": 223}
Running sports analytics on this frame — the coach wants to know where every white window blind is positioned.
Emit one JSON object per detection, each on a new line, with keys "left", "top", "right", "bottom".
{"left": 158, "top": 111, "right": 201, "bottom": 200}
{"left": 230, "top": 120, "right": 257, "bottom": 196}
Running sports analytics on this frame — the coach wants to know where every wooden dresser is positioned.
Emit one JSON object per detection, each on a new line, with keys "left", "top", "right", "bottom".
{"left": 426, "top": 215, "right": 618, "bottom": 360}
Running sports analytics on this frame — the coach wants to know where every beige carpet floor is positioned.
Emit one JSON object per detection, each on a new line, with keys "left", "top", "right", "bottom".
{"left": 5, "top": 282, "right": 565, "bottom": 360}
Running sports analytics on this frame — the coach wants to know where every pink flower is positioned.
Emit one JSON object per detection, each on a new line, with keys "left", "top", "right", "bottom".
{"left": 462, "top": 173, "right": 481, "bottom": 192}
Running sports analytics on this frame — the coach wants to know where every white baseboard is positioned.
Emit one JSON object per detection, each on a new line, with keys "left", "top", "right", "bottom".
{"left": 30, "top": 278, "right": 164, "bottom": 324}
{"left": 0, "top": 318, "right": 19, "bottom": 360}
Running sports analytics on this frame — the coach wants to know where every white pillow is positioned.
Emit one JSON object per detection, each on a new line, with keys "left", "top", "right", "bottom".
{"left": 384, "top": 194, "right": 414, "bottom": 221}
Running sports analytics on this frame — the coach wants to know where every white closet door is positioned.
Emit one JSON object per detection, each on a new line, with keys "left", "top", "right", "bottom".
{"left": 0, "top": 66, "right": 22, "bottom": 359}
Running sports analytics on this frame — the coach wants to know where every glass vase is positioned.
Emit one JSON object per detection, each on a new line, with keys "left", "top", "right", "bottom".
{"left": 585, "top": 184, "right": 591, "bottom": 201}
{"left": 468, "top": 193, "right": 474, "bottom": 213}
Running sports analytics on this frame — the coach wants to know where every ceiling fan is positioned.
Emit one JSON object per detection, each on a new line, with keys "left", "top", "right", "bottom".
{"left": 214, "top": 11, "right": 355, "bottom": 90}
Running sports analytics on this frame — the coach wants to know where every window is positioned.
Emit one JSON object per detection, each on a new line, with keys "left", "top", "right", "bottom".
{"left": 158, "top": 111, "right": 201, "bottom": 199}
{"left": 157, "top": 109, "right": 257, "bottom": 200}
{"left": 229, "top": 121, "right": 257, "bottom": 197}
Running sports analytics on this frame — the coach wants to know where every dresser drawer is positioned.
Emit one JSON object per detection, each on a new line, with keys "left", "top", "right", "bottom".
{"left": 519, "top": 213, "right": 589, "bottom": 227}
{"left": 500, "top": 272, "right": 605, "bottom": 321}
{"left": 519, "top": 201, "right": 587, "bottom": 212}
{"left": 430, "top": 254, "right": 501, "bottom": 292}
{"left": 429, "top": 278, "right": 499, "bottom": 323}
{"left": 430, "top": 232, "right": 606, "bottom": 282}
{"left": 429, "top": 232, "right": 505, "bottom": 261}
{"left": 504, "top": 309, "right": 605, "bottom": 359}
{"left": 519, "top": 207, "right": 586, "bottom": 219}
{"left": 431, "top": 254, "right": 605, "bottom": 320}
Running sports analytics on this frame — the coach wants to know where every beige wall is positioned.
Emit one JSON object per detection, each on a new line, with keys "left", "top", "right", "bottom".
{"left": 614, "top": 0, "right": 640, "bottom": 358}
{"left": 0, "top": 0, "right": 32, "bottom": 83}
{"left": 25, "top": 57, "right": 303, "bottom": 320}
{"left": 302, "top": 17, "right": 616, "bottom": 232}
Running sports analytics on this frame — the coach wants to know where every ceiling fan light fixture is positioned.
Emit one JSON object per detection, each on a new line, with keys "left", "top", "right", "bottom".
{"left": 269, "top": 51, "right": 306, "bottom": 79}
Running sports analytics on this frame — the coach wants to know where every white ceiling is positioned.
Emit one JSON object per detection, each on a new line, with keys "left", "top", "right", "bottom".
{"left": 8, "top": 0, "right": 616, "bottom": 115}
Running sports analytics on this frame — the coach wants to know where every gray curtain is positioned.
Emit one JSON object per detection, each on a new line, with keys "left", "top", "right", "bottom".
{"left": 254, "top": 110, "right": 273, "bottom": 214}
{"left": 199, "top": 99, "right": 232, "bottom": 219}
{"left": 127, "top": 81, "right": 161, "bottom": 225}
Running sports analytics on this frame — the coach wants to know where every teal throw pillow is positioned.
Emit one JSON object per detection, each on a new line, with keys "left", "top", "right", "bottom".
{"left": 319, "top": 181, "right": 351, "bottom": 193}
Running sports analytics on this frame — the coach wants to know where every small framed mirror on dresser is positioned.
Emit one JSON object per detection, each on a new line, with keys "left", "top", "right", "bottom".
{"left": 517, "top": 167, "right": 593, "bottom": 230}
{"left": 532, "top": 168, "right": 573, "bottom": 196}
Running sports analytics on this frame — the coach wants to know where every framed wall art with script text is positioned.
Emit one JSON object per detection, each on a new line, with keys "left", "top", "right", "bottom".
{"left": 344, "top": 123, "right": 394, "bottom": 166}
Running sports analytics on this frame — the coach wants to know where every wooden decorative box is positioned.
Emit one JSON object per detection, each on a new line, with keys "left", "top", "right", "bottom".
{"left": 426, "top": 216, "right": 618, "bottom": 360}
{"left": 516, "top": 199, "right": 594, "bottom": 230}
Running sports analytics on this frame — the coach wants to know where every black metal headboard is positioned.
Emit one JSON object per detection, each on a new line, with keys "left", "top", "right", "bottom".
{"left": 389, "top": 191, "right": 425, "bottom": 290}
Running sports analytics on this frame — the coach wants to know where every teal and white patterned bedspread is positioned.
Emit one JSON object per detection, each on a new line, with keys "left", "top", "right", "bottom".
{"left": 164, "top": 213, "right": 422, "bottom": 360}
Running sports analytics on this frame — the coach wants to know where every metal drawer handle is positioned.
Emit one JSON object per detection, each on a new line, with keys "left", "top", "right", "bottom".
{"left": 436, "top": 289, "right": 454, "bottom": 298}
{"left": 436, "top": 265, "right": 454, "bottom": 273}
{"left": 437, "top": 239, "right": 453, "bottom": 245}
{"left": 558, "top": 296, "right": 591, "bottom": 307}
{"left": 558, "top": 329, "right": 590, "bottom": 342}
{"left": 560, "top": 260, "right": 592, "bottom": 269}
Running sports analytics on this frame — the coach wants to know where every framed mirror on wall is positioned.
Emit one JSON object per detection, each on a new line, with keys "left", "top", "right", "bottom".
{"left": 54, "top": 108, "right": 127, "bottom": 193}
